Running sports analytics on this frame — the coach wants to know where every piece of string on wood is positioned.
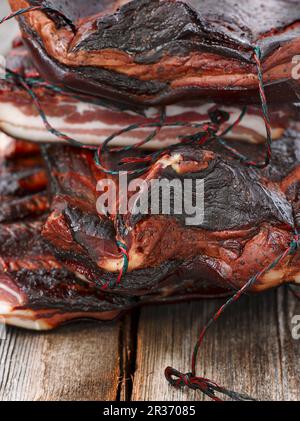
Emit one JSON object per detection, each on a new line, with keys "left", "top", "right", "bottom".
{"left": 166, "top": 232, "right": 300, "bottom": 401}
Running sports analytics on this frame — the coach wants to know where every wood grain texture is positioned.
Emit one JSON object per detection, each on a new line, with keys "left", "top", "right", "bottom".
{"left": 131, "top": 288, "right": 300, "bottom": 401}
{"left": 0, "top": 288, "right": 299, "bottom": 401}
{"left": 0, "top": 321, "right": 121, "bottom": 401}
{"left": 276, "top": 287, "right": 300, "bottom": 400}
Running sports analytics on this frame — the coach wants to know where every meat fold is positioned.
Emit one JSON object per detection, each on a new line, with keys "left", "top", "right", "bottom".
{"left": 1, "top": 42, "right": 297, "bottom": 147}
{"left": 8, "top": 0, "right": 300, "bottom": 106}
{"left": 0, "top": 217, "right": 229, "bottom": 330}
{"left": 0, "top": 219, "right": 136, "bottom": 329}
{"left": 41, "top": 131, "right": 300, "bottom": 294}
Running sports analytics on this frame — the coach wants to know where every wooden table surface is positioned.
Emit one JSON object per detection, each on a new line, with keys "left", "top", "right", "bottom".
{"left": 0, "top": 287, "right": 299, "bottom": 401}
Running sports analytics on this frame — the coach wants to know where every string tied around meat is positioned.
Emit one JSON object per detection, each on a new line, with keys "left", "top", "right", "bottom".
{"left": 101, "top": 241, "right": 129, "bottom": 290}
{"left": 0, "top": 6, "right": 273, "bottom": 175}
{"left": 165, "top": 231, "right": 300, "bottom": 401}
{"left": 93, "top": 45, "right": 272, "bottom": 173}
{"left": 116, "top": 241, "right": 129, "bottom": 285}
{"left": 0, "top": 8, "right": 276, "bottom": 301}
{"left": 290, "top": 233, "right": 300, "bottom": 253}
{"left": 3, "top": 65, "right": 235, "bottom": 176}
{"left": 288, "top": 233, "right": 300, "bottom": 298}
{"left": 215, "top": 46, "right": 272, "bottom": 168}
{"left": 93, "top": 108, "right": 231, "bottom": 176}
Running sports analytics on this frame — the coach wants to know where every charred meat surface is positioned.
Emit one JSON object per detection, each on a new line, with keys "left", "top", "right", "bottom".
{"left": 8, "top": 0, "right": 300, "bottom": 106}
{"left": 0, "top": 212, "right": 228, "bottom": 330}
{"left": 0, "top": 219, "right": 136, "bottom": 329}
{"left": 41, "top": 133, "right": 300, "bottom": 293}
{"left": 1, "top": 131, "right": 300, "bottom": 329}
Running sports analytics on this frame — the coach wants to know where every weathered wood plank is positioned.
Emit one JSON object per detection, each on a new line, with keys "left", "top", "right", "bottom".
{"left": 0, "top": 321, "right": 121, "bottom": 401}
{"left": 276, "top": 287, "right": 300, "bottom": 401}
{"left": 132, "top": 288, "right": 300, "bottom": 401}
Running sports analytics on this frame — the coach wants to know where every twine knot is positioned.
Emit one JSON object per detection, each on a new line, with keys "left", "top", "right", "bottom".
{"left": 165, "top": 367, "right": 215, "bottom": 395}
{"left": 165, "top": 367, "right": 256, "bottom": 401}
{"left": 165, "top": 368, "right": 194, "bottom": 388}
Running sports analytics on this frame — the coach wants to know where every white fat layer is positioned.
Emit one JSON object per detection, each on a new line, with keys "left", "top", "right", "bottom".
{"left": 0, "top": 101, "right": 280, "bottom": 148}
{"left": 0, "top": 301, "right": 12, "bottom": 314}
{"left": 0, "top": 283, "right": 23, "bottom": 305}
{"left": 145, "top": 103, "right": 214, "bottom": 118}
{"left": 0, "top": 304, "right": 51, "bottom": 329}
{"left": 2, "top": 315, "right": 51, "bottom": 330}
{"left": 0, "top": 132, "right": 15, "bottom": 156}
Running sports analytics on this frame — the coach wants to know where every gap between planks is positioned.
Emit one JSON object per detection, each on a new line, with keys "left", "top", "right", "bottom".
{"left": 130, "top": 287, "right": 300, "bottom": 401}
{"left": 0, "top": 287, "right": 299, "bottom": 401}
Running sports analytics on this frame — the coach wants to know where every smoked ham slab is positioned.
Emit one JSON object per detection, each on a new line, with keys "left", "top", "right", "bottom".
{"left": 1, "top": 1, "right": 300, "bottom": 332}
{"left": 41, "top": 133, "right": 300, "bottom": 295}
{"left": 8, "top": 0, "right": 300, "bottom": 107}
{"left": 0, "top": 42, "right": 298, "bottom": 147}
{"left": 1, "top": 133, "right": 300, "bottom": 329}
{"left": 0, "top": 216, "right": 228, "bottom": 330}
{"left": 0, "top": 219, "right": 135, "bottom": 329}
{"left": 0, "top": 138, "right": 232, "bottom": 330}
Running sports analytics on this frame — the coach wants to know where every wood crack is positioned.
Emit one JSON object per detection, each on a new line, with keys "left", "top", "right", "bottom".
{"left": 118, "top": 309, "right": 140, "bottom": 401}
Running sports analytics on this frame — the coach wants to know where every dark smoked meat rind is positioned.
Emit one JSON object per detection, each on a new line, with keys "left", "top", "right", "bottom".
{"left": 9, "top": 0, "right": 300, "bottom": 107}
{"left": 0, "top": 143, "right": 48, "bottom": 223}
{"left": 41, "top": 134, "right": 300, "bottom": 293}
